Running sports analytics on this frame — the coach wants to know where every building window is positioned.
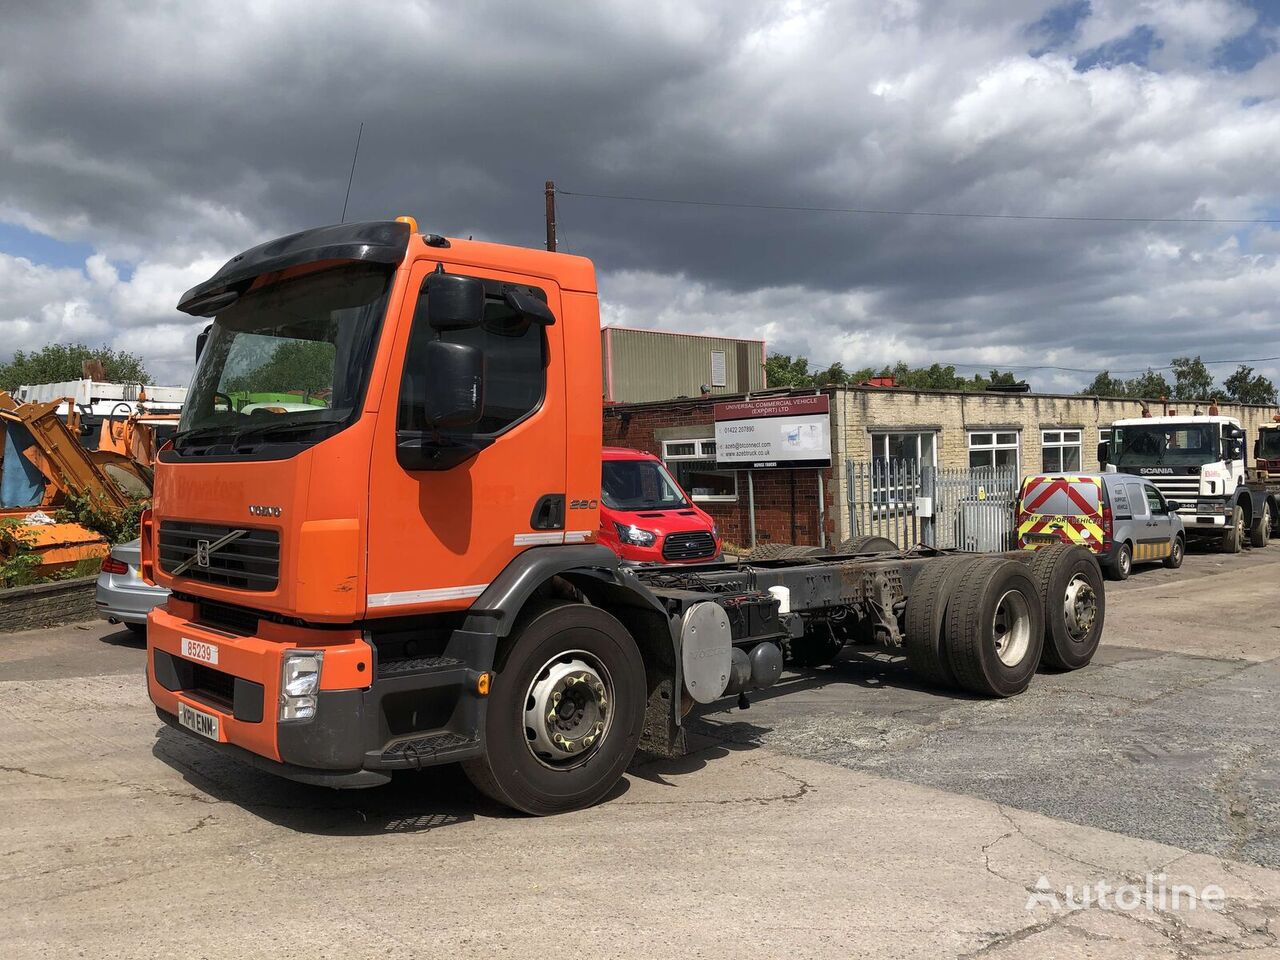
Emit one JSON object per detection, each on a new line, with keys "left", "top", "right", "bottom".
{"left": 870, "top": 431, "right": 937, "bottom": 467}
{"left": 968, "top": 431, "right": 1019, "bottom": 472}
{"left": 710, "top": 350, "right": 727, "bottom": 388}
{"left": 1041, "top": 429, "right": 1082, "bottom": 472}
{"left": 662, "top": 438, "right": 737, "bottom": 502}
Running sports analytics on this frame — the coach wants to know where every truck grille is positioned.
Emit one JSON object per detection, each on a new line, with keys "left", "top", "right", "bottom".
{"left": 1146, "top": 477, "right": 1202, "bottom": 505}
{"left": 662, "top": 530, "right": 717, "bottom": 561}
{"left": 159, "top": 521, "right": 280, "bottom": 592}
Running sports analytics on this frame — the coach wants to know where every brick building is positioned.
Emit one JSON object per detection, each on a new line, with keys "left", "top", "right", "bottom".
{"left": 603, "top": 385, "right": 1280, "bottom": 549}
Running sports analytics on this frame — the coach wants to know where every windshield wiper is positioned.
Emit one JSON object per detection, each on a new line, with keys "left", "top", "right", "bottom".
{"left": 229, "top": 418, "right": 342, "bottom": 447}
{"left": 171, "top": 425, "right": 232, "bottom": 449}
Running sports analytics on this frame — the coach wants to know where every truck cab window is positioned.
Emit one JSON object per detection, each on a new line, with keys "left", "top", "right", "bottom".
{"left": 398, "top": 289, "right": 547, "bottom": 436}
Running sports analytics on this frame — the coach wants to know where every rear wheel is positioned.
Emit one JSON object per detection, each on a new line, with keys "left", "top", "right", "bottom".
{"left": 836, "top": 535, "right": 898, "bottom": 555}
{"left": 462, "top": 603, "right": 646, "bottom": 816}
{"left": 1029, "top": 544, "right": 1105, "bottom": 671}
{"left": 902, "top": 556, "right": 980, "bottom": 689}
{"left": 944, "top": 559, "right": 1045, "bottom": 697}
{"left": 1164, "top": 535, "right": 1185, "bottom": 569}
{"left": 1250, "top": 504, "right": 1270, "bottom": 549}
{"left": 1107, "top": 542, "right": 1132, "bottom": 581}
{"left": 1223, "top": 505, "right": 1245, "bottom": 553}
{"left": 747, "top": 543, "right": 825, "bottom": 561}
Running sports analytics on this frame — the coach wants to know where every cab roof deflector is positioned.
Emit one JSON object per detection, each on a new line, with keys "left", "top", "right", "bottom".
{"left": 177, "top": 220, "right": 411, "bottom": 317}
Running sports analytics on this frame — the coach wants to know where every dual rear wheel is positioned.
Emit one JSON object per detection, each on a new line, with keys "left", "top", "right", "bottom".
{"left": 903, "top": 545, "right": 1104, "bottom": 697}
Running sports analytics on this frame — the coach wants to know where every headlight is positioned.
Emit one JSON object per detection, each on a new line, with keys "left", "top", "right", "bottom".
{"left": 280, "top": 650, "right": 323, "bottom": 722}
{"left": 711, "top": 522, "right": 719, "bottom": 539}
{"left": 614, "top": 522, "right": 657, "bottom": 546}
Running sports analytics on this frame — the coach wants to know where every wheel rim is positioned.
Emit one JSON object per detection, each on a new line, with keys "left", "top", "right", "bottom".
{"left": 523, "top": 651, "right": 614, "bottom": 770}
{"left": 1173, "top": 539, "right": 1183, "bottom": 564}
{"left": 1120, "top": 549, "right": 1131, "bottom": 575}
{"left": 992, "top": 589, "right": 1033, "bottom": 667}
{"left": 1236, "top": 511, "right": 1245, "bottom": 539}
{"left": 1062, "top": 574, "right": 1097, "bottom": 642}
{"left": 1264, "top": 508, "right": 1272, "bottom": 542}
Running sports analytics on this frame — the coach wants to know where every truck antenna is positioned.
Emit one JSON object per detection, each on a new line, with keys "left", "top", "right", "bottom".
{"left": 340, "top": 122, "right": 364, "bottom": 224}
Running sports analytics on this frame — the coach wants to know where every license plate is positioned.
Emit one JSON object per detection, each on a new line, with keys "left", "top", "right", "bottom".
{"left": 1026, "top": 533, "right": 1060, "bottom": 544}
{"left": 177, "top": 701, "right": 220, "bottom": 741}
{"left": 180, "top": 637, "right": 219, "bottom": 665}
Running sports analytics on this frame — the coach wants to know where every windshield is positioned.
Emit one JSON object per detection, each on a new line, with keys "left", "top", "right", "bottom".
{"left": 177, "top": 262, "right": 393, "bottom": 452}
{"left": 601, "top": 459, "right": 690, "bottom": 511}
{"left": 1111, "top": 423, "right": 1219, "bottom": 468}
{"left": 1261, "top": 430, "right": 1280, "bottom": 460}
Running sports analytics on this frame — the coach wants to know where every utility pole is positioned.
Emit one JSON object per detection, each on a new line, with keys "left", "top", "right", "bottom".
{"left": 544, "top": 180, "right": 557, "bottom": 252}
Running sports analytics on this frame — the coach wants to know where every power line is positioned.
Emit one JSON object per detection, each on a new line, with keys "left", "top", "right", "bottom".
{"left": 791, "top": 355, "right": 1280, "bottom": 380}
{"left": 558, "top": 188, "right": 1280, "bottom": 225}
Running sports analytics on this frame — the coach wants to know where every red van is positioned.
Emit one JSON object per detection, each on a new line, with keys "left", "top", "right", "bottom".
{"left": 598, "top": 447, "right": 722, "bottom": 564}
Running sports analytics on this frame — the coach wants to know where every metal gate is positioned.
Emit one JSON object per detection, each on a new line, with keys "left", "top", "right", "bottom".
{"left": 847, "top": 460, "right": 1018, "bottom": 552}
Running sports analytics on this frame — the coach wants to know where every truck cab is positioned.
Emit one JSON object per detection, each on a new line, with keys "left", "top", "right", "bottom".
{"left": 1100, "top": 415, "right": 1251, "bottom": 552}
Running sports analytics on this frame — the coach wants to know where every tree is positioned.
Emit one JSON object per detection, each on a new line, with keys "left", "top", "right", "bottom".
{"left": 1126, "top": 368, "right": 1172, "bottom": 399}
{"left": 809, "top": 361, "right": 851, "bottom": 386}
{"left": 1080, "top": 370, "right": 1125, "bottom": 396}
{"left": 1170, "top": 356, "right": 1214, "bottom": 401}
{"left": 0, "top": 343, "right": 151, "bottom": 391}
{"left": 764, "top": 353, "right": 813, "bottom": 388}
{"left": 1221, "top": 364, "right": 1277, "bottom": 405}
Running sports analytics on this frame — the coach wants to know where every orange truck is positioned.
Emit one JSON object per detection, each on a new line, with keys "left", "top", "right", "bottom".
{"left": 142, "top": 218, "right": 1108, "bottom": 814}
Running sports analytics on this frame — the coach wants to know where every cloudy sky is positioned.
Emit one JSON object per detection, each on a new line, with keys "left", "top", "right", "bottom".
{"left": 1, "top": 0, "right": 1278, "bottom": 391}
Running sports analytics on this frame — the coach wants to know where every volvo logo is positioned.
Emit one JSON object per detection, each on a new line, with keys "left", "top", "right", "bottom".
{"left": 195, "top": 540, "right": 211, "bottom": 567}
{"left": 249, "top": 505, "right": 282, "bottom": 517}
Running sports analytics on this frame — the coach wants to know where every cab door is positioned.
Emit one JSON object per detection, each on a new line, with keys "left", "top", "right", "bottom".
{"left": 364, "top": 257, "right": 566, "bottom": 614}
{"left": 1139, "top": 483, "right": 1172, "bottom": 562}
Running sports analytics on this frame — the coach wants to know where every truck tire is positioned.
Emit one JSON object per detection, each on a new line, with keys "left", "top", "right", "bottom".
{"left": 1163, "top": 534, "right": 1185, "bottom": 569}
{"left": 1028, "top": 544, "right": 1105, "bottom": 671}
{"left": 944, "top": 559, "right": 1045, "bottom": 698}
{"left": 836, "top": 535, "right": 898, "bottom": 555}
{"left": 1250, "top": 504, "right": 1270, "bottom": 549}
{"left": 461, "top": 603, "right": 647, "bottom": 816}
{"left": 1223, "top": 505, "right": 1245, "bottom": 553}
{"left": 902, "top": 555, "right": 984, "bottom": 689}
{"left": 1106, "top": 542, "right": 1132, "bottom": 581}
{"left": 747, "top": 543, "right": 825, "bottom": 561}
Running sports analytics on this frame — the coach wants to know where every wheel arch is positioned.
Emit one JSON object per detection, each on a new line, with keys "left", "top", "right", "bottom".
{"left": 460, "top": 545, "right": 684, "bottom": 753}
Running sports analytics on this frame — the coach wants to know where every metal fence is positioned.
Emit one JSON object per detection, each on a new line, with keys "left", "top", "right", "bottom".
{"left": 847, "top": 460, "right": 1019, "bottom": 552}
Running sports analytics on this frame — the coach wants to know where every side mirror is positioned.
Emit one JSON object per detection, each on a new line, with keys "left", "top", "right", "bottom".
{"left": 1254, "top": 438, "right": 1261, "bottom": 459}
{"left": 1229, "top": 425, "right": 1245, "bottom": 440}
{"left": 1097, "top": 441, "right": 1109, "bottom": 466}
{"left": 195, "top": 324, "right": 211, "bottom": 361}
{"left": 1166, "top": 500, "right": 1182, "bottom": 512}
{"left": 504, "top": 289, "right": 555, "bottom": 325}
{"left": 1227, "top": 440, "right": 1242, "bottom": 461}
{"left": 421, "top": 340, "right": 484, "bottom": 430}
{"left": 424, "top": 271, "right": 485, "bottom": 331}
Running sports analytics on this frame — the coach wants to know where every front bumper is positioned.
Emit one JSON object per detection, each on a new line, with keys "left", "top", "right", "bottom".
{"left": 1182, "top": 501, "right": 1230, "bottom": 529}
{"left": 147, "top": 599, "right": 489, "bottom": 788}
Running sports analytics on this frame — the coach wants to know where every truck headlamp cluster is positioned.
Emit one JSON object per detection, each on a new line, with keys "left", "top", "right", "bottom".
{"left": 280, "top": 650, "right": 324, "bottom": 722}
{"left": 614, "top": 522, "right": 657, "bottom": 547}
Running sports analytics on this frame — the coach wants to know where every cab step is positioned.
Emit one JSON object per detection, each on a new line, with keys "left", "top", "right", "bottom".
{"left": 375, "top": 730, "right": 480, "bottom": 767}
{"left": 376, "top": 655, "right": 466, "bottom": 679}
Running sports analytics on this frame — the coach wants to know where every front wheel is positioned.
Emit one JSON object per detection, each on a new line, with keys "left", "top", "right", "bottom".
{"left": 1164, "top": 535, "right": 1185, "bottom": 569}
{"left": 1250, "top": 504, "right": 1271, "bottom": 549}
{"left": 1223, "top": 505, "right": 1245, "bottom": 553}
{"left": 462, "top": 603, "right": 647, "bottom": 816}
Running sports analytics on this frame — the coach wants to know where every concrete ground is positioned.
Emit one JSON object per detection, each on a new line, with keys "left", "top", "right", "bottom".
{"left": 2, "top": 548, "right": 1279, "bottom": 959}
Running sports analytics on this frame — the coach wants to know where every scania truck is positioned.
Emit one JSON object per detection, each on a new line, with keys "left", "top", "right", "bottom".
{"left": 142, "top": 218, "right": 1107, "bottom": 815}
{"left": 1100, "top": 414, "right": 1280, "bottom": 551}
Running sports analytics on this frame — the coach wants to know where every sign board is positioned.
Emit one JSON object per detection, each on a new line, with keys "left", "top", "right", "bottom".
{"left": 713, "top": 394, "right": 832, "bottom": 470}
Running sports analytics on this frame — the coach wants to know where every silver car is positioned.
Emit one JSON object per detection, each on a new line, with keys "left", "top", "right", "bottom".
{"left": 95, "top": 538, "right": 168, "bottom": 636}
